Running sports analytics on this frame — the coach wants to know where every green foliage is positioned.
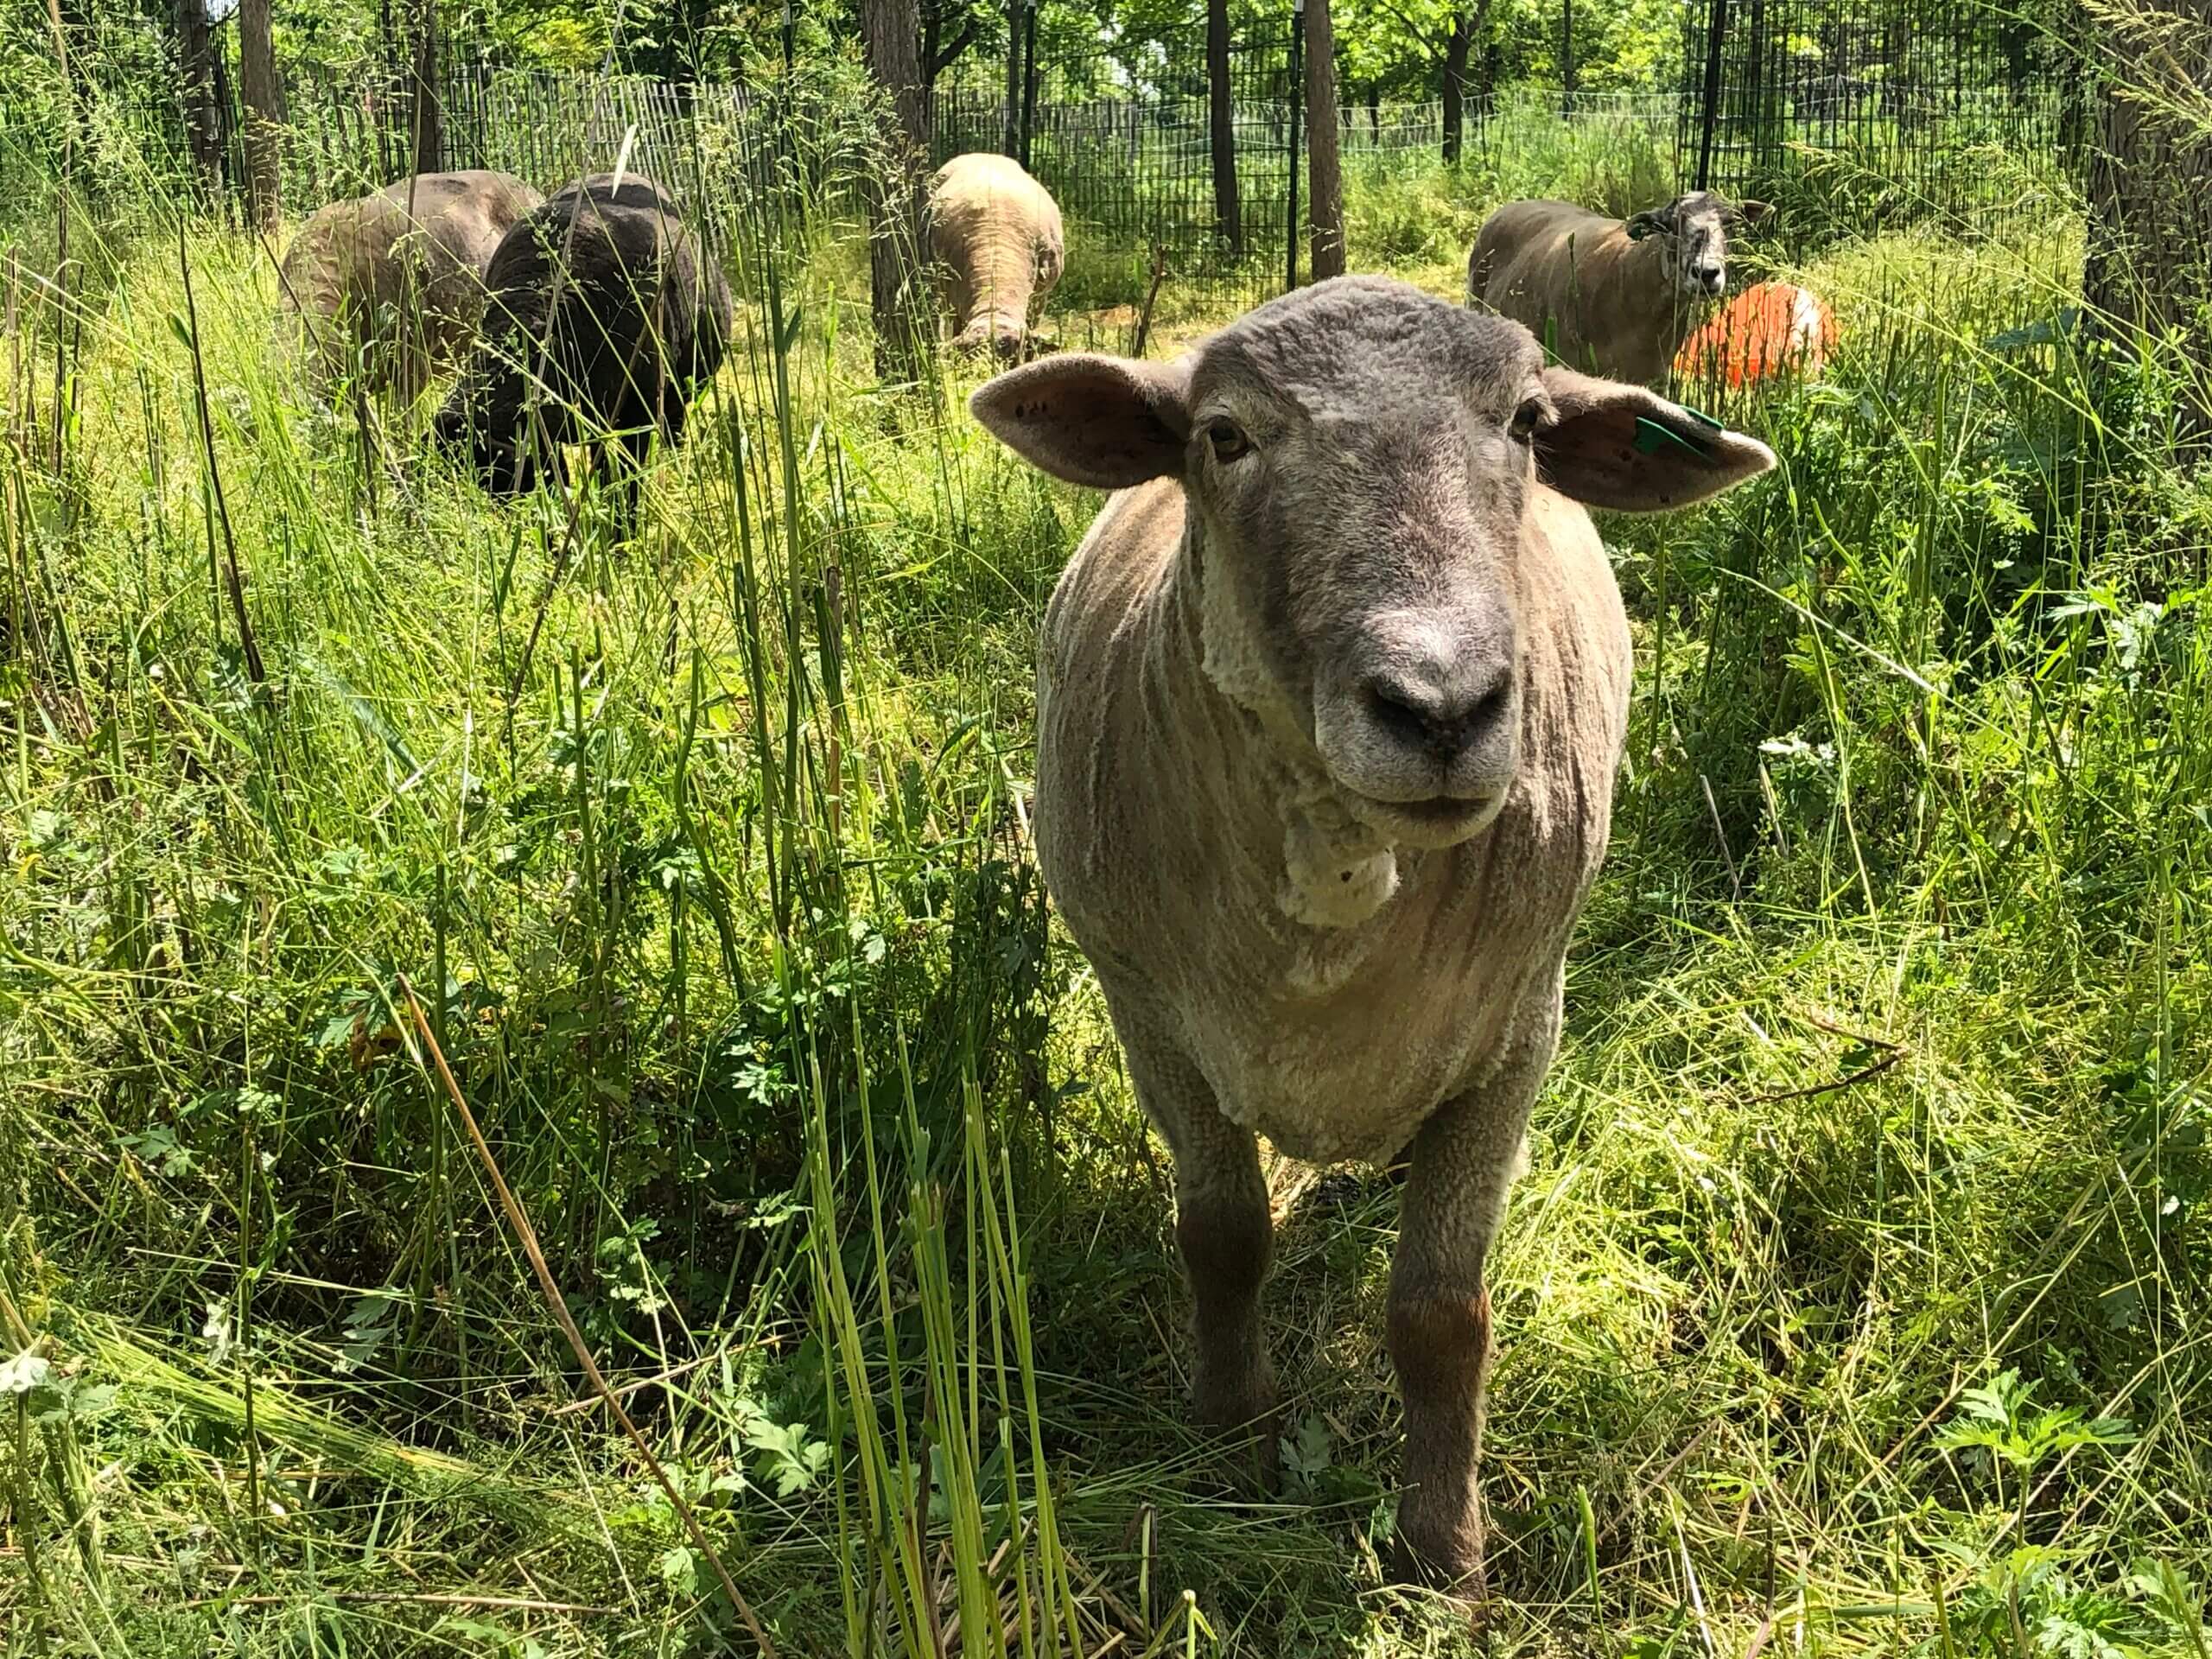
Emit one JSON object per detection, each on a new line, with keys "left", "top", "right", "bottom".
{"left": 1936, "top": 1370, "right": 2138, "bottom": 1490}
{"left": 3, "top": 64, "right": 2212, "bottom": 1659}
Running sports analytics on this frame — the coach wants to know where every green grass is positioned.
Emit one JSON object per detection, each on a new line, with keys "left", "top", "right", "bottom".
{"left": 3, "top": 97, "right": 2212, "bottom": 1659}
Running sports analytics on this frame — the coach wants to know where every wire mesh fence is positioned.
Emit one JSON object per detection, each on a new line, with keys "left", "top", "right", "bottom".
{"left": 934, "top": 20, "right": 1299, "bottom": 318}
{"left": 178, "top": 36, "right": 1302, "bottom": 327}
{"left": 1679, "top": 0, "right": 2082, "bottom": 240}
{"left": 82, "top": 0, "right": 2094, "bottom": 341}
{"left": 212, "top": 61, "right": 801, "bottom": 244}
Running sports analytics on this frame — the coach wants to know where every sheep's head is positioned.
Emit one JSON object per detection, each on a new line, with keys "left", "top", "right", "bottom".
{"left": 1624, "top": 192, "right": 1772, "bottom": 300}
{"left": 432, "top": 394, "right": 542, "bottom": 498}
{"left": 954, "top": 310, "right": 1033, "bottom": 364}
{"left": 969, "top": 276, "right": 1775, "bottom": 849}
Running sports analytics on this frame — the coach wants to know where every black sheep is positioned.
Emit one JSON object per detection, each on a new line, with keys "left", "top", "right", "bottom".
{"left": 435, "top": 174, "right": 734, "bottom": 516}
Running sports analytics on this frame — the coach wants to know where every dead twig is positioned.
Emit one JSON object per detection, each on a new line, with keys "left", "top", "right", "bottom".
{"left": 1795, "top": 1010, "right": 1905, "bottom": 1051}
{"left": 1700, "top": 772, "right": 1742, "bottom": 902}
{"left": 540, "top": 1351, "right": 715, "bottom": 1417}
{"left": 178, "top": 221, "right": 264, "bottom": 688}
{"left": 398, "top": 979, "right": 779, "bottom": 1659}
{"left": 1128, "top": 243, "right": 1169, "bottom": 358}
{"left": 188, "top": 1591, "right": 619, "bottom": 1615}
{"left": 1749, "top": 1047, "right": 1904, "bottom": 1104}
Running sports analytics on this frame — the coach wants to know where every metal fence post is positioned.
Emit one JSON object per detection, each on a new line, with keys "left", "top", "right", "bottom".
{"left": 1286, "top": 0, "right": 1303, "bottom": 293}
{"left": 1694, "top": 0, "right": 1728, "bottom": 189}
{"left": 1561, "top": 0, "right": 1574, "bottom": 115}
{"left": 1003, "top": 0, "right": 1023, "bottom": 156}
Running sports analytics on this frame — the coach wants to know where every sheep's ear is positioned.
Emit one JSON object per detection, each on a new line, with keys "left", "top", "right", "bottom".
{"left": 969, "top": 353, "right": 1192, "bottom": 489}
{"left": 1535, "top": 366, "right": 1776, "bottom": 512}
{"left": 1624, "top": 210, "right": 1665, "bottom": 241}
{"left": 1733, "top": 199, "right": 1774, "bottom": 227}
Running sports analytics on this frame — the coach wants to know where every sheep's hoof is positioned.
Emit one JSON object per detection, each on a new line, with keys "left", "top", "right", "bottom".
{"left": 1193, "top": 1382, "right": 1280, "bottom": 1494}
{"left": 1387, "top": 1525, "right": 1487, "bottom": 1620}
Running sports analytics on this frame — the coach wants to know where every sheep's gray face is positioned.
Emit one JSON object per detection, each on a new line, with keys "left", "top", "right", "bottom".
{"left": 1627, "top": 192, "right": 1770, "bottom": 301}
{"left": 1676, "top": 200, "right": 1730, "bottom": 298}
{"left": 968, "top": 276, "right": 1781, "bottom": 845}
{"left": 1180, "top": 291, "right": 1542, "bottom": 848}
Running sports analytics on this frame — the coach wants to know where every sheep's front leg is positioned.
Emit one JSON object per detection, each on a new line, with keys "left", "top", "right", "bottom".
{"left": 1128, "top": 1044, "right": 1278, "bottom": 1466}
{"left": 1387, "top": 1005, "right": 1557, "bottom": 1600}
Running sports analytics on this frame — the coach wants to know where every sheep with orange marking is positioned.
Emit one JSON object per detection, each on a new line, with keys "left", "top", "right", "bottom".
{"left": 1466, "top": 191, "right": 1771, "bottom": 386}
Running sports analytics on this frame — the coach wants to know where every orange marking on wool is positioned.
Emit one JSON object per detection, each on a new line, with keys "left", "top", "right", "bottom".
{"left": 1675, "top": 282, "right": 1837, "bottom": 387}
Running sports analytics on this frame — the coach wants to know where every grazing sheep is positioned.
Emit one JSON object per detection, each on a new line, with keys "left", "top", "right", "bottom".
{"left": 927, "top": 153, "right": 1065, "bottom": 361}
{"left": 276, "top": 170, "right": 544, "bottom": 402}
{"left": 1674, "top": 279, "right": 1835, "bottom": 388}
{"left": 1467, "top": 191, "right": 1771, "bottom": 386}
{"left": 434, "top": 174, "right": 734, "bottom": 514}
{"left": 969, "top": 277, "right": 1774, "bottom": 1604}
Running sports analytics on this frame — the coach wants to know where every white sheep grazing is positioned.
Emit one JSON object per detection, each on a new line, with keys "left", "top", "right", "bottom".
{"left": 927, "top": 153, "right": 1066, "bottom": 361}
{"left": 970, "top": 276, "right": 1773, "bottom": 1605}
{"left": 1468, "top": 191, "right": 1771, "bottom": 386}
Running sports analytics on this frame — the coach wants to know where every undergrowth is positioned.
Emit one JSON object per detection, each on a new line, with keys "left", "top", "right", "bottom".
{"left": 3, "top": 90, "right": 2210, "bottom": 1659}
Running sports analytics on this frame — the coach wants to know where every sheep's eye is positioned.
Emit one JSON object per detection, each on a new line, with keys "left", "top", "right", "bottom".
{"left": 1508, "top": 400, "right": 1542, "bottom": 442}
{"left": 1207, "top": 420, "right": 1249, "bottom": 462}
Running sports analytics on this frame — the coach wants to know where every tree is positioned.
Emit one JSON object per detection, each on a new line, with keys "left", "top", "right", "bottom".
{"left": 1304, "top": 0, "right": 1344, "bottom": 280}
{"left": 405, "top": 0, "right": 441, "bottom": 175}
{"left": 921, "top": 0, "right": 988, "bottom": 133}
{"left": 2083, "top": 0, "right": 2211, "bottom": 439}
{"left": 1338, "top": 0, "right": 1491, "bottom": 162}
{"left": 238, "top": 0, "right": 284, "bottom": 232}
{"left": 862, "top": 0, "right": 931, "bottom": 378}
{"left": 175, "top": 0, "right": 220, "bottom": 194}
{"left": 1208, "top": 0, "right": 1240, "bottom": 255}
{"left": 1441, "top": 6, "right": 1474, "bottom": 161}
{"left": 920, "top": 0, "right": 984, "bottom": 79}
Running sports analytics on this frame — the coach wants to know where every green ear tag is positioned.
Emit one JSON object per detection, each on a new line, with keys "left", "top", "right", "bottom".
{"left": 1633, "top": 416, "right": 1710, "bottom": 457}
{"left": 1680, "top": 404, "right": 1725, "bottom": 432}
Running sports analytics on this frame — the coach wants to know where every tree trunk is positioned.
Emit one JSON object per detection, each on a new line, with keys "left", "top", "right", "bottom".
{"left": 863, "top": 0, "right": 931, "bottom": 379}
{"left": 1304, "top": 0, "right": 1344, "bottom": 280}
{"left": 1442, "top": 10, "right": 1471, "bottom": 163}
{"left": 2083, "top": 0, "right": 2211, "bottom": 441}
{"left": 1207, "top": 0, "right": 1240, "bottom": 255}
{"left": 238, "top": 0, "right": 284, "bottom": 232}
{"left": 406, "top": 0, "right": 442, "bottom": 175}
{"left": 176, "top": 0, "right": 220, "bottom": 195}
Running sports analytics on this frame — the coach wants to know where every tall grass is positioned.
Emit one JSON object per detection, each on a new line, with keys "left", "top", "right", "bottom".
{"left": 3, "top": 69, "right": 2212, "bottom": 1659}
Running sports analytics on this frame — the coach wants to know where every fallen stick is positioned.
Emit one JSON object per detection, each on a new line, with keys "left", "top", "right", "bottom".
{"left": 400, "top": 978, "right": 779, "bottom": 1659}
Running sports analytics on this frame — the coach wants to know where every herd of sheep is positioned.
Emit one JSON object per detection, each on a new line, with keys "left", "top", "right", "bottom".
{"left": 271, "top": 151, "right": 1071, "bottom": 503}
{"left": 268, "top": 151, "right": 1796, "bottom": 1617}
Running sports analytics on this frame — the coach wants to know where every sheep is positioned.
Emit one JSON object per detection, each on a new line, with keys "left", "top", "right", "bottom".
{"left": 926, "top": 153, "right": 1065, "bottom": 361}
{"left": 1467, "top": 191, "right": 1771, "bottom": 386}
{"left": 969, "top": 276, "right": 1775, "bottom": 1605}
{"left": 433, "top": 173, "right": 734, "bottom": 520}
{"left": 276, "top": 170, "right": 544, "bottom": 403}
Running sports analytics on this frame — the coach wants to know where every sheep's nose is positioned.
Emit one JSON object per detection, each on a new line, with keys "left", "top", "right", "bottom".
{"left": 1700, "top": 266, "right": 1726, "bottom": 295}
{"left": 1363, "top": 666, "right": 1512, "bottom": 760}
